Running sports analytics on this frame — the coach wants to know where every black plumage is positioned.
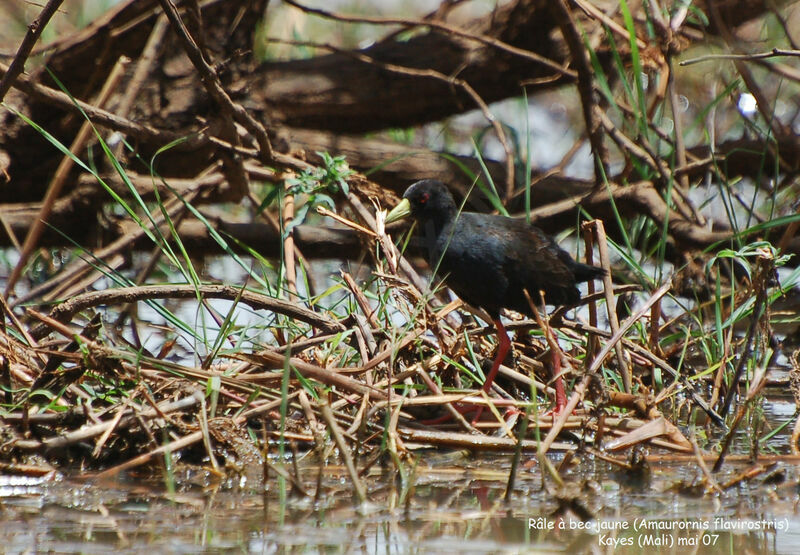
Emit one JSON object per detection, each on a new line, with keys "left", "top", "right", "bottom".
{"left": 387, "top": 179, "right": 604, "bottom": 316}
{"left": 386, "top": 179, "right": 605, "bottom": 409}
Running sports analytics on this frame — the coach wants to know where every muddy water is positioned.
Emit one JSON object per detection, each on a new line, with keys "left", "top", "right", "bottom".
{"left": 2, "top": 444, "right": 800, "bottom": 554}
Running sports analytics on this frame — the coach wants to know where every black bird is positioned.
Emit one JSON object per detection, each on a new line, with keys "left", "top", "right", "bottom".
{"left": 385, "top": 179, "right": 605, "bottom": 412}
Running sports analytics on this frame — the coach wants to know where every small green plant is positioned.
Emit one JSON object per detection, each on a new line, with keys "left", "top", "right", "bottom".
{"left": 287, "top": 151, "right": 353, "bottom": 196}
{"left": 284, "top": 151, "right": 354, "bottom": 233}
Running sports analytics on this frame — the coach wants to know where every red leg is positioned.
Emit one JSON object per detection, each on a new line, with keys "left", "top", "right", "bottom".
{"left": 551, "top": 349, "right": 567, "bottom": 413}
{"left": 465, "top": 318, "right": 512, "bottom": 424}
{"left": 483, "top": 318, "right": 511, "bottom": 393}
{"left": 420, "top": 319, "right": 512, "bottom": 426}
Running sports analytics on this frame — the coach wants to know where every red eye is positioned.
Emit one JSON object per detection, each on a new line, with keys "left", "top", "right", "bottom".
{"left": 419, "top": 192, "right": 430, "bottom": 204}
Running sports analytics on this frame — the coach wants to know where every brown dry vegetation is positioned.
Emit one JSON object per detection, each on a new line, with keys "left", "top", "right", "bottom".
{"left": 0, "top": 0, "right": 799, "bottom": 498}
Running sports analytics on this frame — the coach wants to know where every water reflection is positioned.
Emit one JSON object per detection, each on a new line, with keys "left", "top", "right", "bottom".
{"left": 1, "top": 453, "right": 799, "bottom": 553}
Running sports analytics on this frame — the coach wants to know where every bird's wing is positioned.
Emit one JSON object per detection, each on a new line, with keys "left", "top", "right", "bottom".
{"left": 487, "top": 217, "right": 573, "bottom": 277}
{"left": 483, "top": 216, "right": 581, "bottom": 306}
{"left": 435, "top": 215, "right": 510, "bottom": 312}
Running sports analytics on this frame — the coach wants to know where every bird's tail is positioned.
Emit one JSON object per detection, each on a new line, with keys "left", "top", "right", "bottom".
{"left": 572, "top": 261, "right": 607, "bottom": 283}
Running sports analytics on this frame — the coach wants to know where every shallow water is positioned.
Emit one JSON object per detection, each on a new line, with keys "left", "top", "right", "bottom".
{"left": 3, "top": 443, "right": 800, "bottom": 554}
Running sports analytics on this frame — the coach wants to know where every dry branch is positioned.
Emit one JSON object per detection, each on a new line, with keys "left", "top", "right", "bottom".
{"left": 34, "top": 284, "right": 344, "bottom": 337}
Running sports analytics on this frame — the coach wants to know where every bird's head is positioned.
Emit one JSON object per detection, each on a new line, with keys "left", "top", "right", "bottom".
{"left": 385, "top": 179, "right": 457, "bottom": 225}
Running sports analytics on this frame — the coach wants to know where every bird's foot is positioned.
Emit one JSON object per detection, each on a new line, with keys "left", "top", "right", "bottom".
{"left": 540, "top": 391, "right": 569, "bottom": 418}
{"left": 419, "top": 400, "right": 520, "bottom": 427}
{"left": 541, "top": 407, "right": 563, "bottom": 418}
{"left": 418, "top": 401, "right": 483, "bottom": 426}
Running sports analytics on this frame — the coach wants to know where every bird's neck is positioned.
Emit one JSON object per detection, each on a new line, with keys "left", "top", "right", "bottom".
{"left": 417, "top": 209, "right": 457, "bottom": 265}
{"left": 419, "top": 209, "right": 455, "bottom": 238}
